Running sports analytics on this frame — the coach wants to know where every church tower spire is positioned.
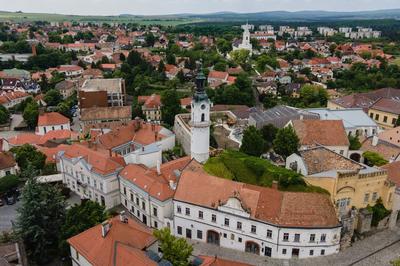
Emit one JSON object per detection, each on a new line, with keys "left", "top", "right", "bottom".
{"left": 190, "top": 68, "right": 211, "bottom": 163}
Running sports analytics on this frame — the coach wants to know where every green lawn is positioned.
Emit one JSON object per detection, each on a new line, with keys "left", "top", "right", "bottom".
{"left": 204, "top": 150, "right": 329, "bottom": 194}
{"left": 391, "top": 57, "right": 400, "bottom": 66}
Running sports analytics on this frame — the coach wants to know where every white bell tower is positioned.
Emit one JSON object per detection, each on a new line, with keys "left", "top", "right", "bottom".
{"left": 190, "top": 70, "right": 210, "bottom": 163}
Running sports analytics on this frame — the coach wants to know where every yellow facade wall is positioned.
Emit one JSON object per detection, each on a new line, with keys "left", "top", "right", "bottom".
{"left": 368, "top": 108, "right": 398, "bottom": 129}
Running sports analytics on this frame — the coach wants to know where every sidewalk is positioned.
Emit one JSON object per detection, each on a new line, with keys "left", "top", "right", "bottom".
{"left": 190, "top": 227, "right": 400, "bottom": 266}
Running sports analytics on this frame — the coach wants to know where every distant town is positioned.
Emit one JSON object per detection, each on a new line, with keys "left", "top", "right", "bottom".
{"left": 0, "top": 13, "right": 400, "bottom": 266}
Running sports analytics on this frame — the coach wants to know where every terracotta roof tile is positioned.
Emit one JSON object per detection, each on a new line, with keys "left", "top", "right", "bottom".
{"left": 38, "top": 112, "right": 70, "bottom": 126}
{"left": 0, "top": 152, "right": 16, "bottom": 170}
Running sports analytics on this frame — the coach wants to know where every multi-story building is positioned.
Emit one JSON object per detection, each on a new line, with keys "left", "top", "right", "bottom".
{"left": 286, "top": 146, "right": 395, "bottom": 217}
{"left": 173, "top": 160, "right": 341, "bottom": 259}
{"left": 138, "top": 94, "right": 162, "bottom": 122}
{"left": 58, "top": 143, "right": 125, "bottom": 209}
{"left": 368, "top": 98, "right": 400, "bottom": 129}
{"left": 80, "top": 78, "right": 126, "bottom": 108}
{"left": 119, "top": 157, "right": 191, "bottom": 229}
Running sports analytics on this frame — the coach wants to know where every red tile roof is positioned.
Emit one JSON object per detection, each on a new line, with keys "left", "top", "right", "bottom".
{"left": 382, "top": 161, "right": 400, "bottom": 187}
{"left": 120, "top": 157, "right": 191, "bottom": 201}
{"left": 208, "top": 71, "right": 228, "bottom": 80}
{"left": 68, "top": 216, "right": 156, "bottom": 266}
{"left": 199, "top": 256, "right": 252, "bottom": 266}
{"left": 0, "top": 152, "right": 16, "bottom": 170}
{"left": 38, "top": 112, "right": 70, "bottom": 126}
{"left": 138, "top": 94, "right": 161, "bottom": 109}
{"left": 292, "top": 120, "right": 350, "bottom": 147}
{"left": 370, "top": 98, "right": 400, "bottom": 115}
{"left": 175, "top": 161, "right": 339, "bottom": 228}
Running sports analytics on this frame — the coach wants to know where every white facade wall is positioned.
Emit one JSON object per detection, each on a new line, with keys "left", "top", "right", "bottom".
{"left": 190, "top": 98, "right": 210, "bottom": 163}
{"left": 70, "top": 246, "right": 92, "bottom": 266}
{"left": 173, "top": 200, "right": 341, "bottom": 259}
{"left": 285, "top": 154, "right": 308, "bottom": 175}
{"left": 59, "top": 156, "right": 121, "bottom": 209}
{"left": 0, "top": 165, "right": 18, "bottom": 178}
{"left": 120, "top": 178, "right": 173, "bottom": 229}
{"left": 37, "top": 123, "right": 70, "bottom": 135}
{"left": 300, "top": 144, "right": 349, "bottom": 158}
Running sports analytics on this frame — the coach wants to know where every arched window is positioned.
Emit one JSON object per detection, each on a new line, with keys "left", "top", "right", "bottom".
{"left": 201, "top": 113, "right": 205, "bottom": 122}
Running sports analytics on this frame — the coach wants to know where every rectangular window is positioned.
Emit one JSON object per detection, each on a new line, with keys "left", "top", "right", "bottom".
{"left": 177, "top": 206, "right": 182, "bottom": 214}
{"left": 223, "top": 233, "right": 227, "bottom": 238}
{"left": 124, "top": 199, "right": 127, "bottom": 206}
{"left": 123, "top": 186, "right": 126, "bottom": 195}
{"left": 238, "top": 237, "right": 242, "bottom": 243}
{"left": 321, "top": 249, "right": 325, "bottom": 255}
{"left": 267, "top": 230, "right": 272, "bottom": 238}
{"left": 131, "top": 206, "right": 135, "bottom": 213}
{"left": 282, "top": 249, "right": 287, "bottom": 255}
{"left": 392, "top": 118, "right": 397, "bottom": 125}
{"left": 142, "top": 202, "right": 145, "bottom": 210}
{"left": 230, "top": 234, "right": 235, "bottom": 240}
{"left": 75, "top": 250, "right": 79, "bottom": 260}
{"left": 251, "top": 225, "right": 257, "bottom": 234}
{"left": 283, "top": 233, "right": 289, "bottom": 241}
{"left": 136, "top": 197, "right": 139, "bottom": 206}
{"left": 154, "top": 221, "right": 158, "bottom": 228}
{"left": 310, "top": 250, "right": 314, "bottom": 256}
{"left": 364, "top": 193, "right": 370, "bottom": 203}
{"left": 177, "top": 226, "right": 182, "bottom": 235}
{"left": 186, "top": 229, "right": 192, "bottom": 239}
{"left": 130, "top": 193, "right": 133, "bottom": 202}
{"left": 369, "top": 112, "right": 374, "bottom": 118}
{"left": 197, "top": 230, "right": 203, "bottom": 239}
{"left": 372, "top": 192, "right": 378, "bottom": 201}
{"left": 185, "top": 208, "right": 190, "bottom": 216}
{"left": 375, "top": 114, "right": 379, "bottom": 121}
{"left": 320, "top": 234, "right": 326, "bottom": 243}
{"left": 294, "top": 234, "right": 300, "bottom": 242}
{"left": 153, "top": 207, "right": 158, "bottom": 217}
{"left": 198, "top": 211, "right": 203, "bottom": 219}
{"left": 237, "top": 221, "right": 242, "bottom": 230}
{"left": 224, "top": 218, "right": 229, "bottom": 226}
{"left": 211, "top": 214, "right": 216, "bottom": 223}
{"left": 310, "top": 234, "right": 315, "bottom": 242}
{"left": 383, "top": 116, "right": 388, "bottom": 123}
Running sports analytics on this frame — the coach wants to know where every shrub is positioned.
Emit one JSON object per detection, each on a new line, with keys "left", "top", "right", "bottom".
{"left": 0, "top": 174, "right": 19, "bottom": 194}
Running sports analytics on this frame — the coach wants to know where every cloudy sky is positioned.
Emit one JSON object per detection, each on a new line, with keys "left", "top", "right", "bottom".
{"left": 2, "top": 0, "right": 400, "bottom": 15}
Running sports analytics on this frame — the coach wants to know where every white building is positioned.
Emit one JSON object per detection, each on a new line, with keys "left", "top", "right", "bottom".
{"left": 119, "top": 157, "right": 191, "bottom": 229}
{"left": 36, "top": 112, "right": 71, "bottom": 135}
{"left": 0, "top": 152, "right": 18, "bottom": 178}
{"left": 173, "top": 160, "right": 341, "bottom": 259}
{"left": 233, "top": 23, "right": 253, "bottom": 54}
{"left": 190, "top": 71, "right": 211, "bottom": 163}
{"left": 58, "top": 143, "right": 125, "bottom": 209}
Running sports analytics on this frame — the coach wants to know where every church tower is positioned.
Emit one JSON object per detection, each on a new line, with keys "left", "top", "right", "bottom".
{"left": 190, "top": 69, "right": 210, "bottom": 163}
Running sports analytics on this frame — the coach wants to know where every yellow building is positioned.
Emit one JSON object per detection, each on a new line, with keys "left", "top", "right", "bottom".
{"left": 286, "top": 147, "right": 395, "bottom": 217}
{"left": 368, "top": 98, "right": 400, "bottom": 129}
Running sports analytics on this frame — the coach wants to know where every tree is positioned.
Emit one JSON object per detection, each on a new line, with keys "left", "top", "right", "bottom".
{"left": 161, "top": 90, "right": 181, "bottom": 126}
{"left": 44, "top": 89, "right": 63, "bottom": 106}
{"left": 11, "top": 144, "right": 46, "bottom": 172}
{"left": 0, "top": 174, "right": 19, "bottom": 194}
{"left": 229, "top": 49, "right": 250, "bottom": 65}
{"left": 299, "top": 84, "right": 328, "bottom": 107}
{"left": 348, "top": 134, "right": 362, "bottom": 150}
{"left": 261, "top": 124, "right": 278, "bottom": 150}
{"left": 363, "top": 151, "right": 388, "bottom": 166}
{"left": 57, "top": 101, "right": 72, "bottom": 119}
{"left": 213, "top": 61, "right": 227, "bottom": 72}
{"left": 59, "top": 201, "right": 108, "bottom": 257}
{"left": 127, "top": 50, "right": 142, "bottom": 66}
{"left": 256, "top": 53, "right": 278, "bottom": 72}
{"left": 273, "top": 126, "right": 299, "bottom": 158}
{"left": 216, "top": 38, "right": 232, "bottom": 54}
{"left": 15, "top": 179, "right": 66, "bottom": 264}
{"left": 153, "top": 227, "right": 193, "bottom": 266}
{"left": 145, "top": 33, "right": 156, "bottom": 47}
{"left": 0, "top": 105, "right": 10, "bottom": 124}
{"left": 240, "top": 126, "right": 266, "bottom": 157}
{"left": 23, "top": 101, "right": 39, "bottom": 129}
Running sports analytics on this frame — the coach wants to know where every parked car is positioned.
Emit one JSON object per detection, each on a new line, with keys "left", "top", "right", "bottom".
{"left": 0, "top": 199, "right": 4, "bottom": 206}
{"left": 5, "top": 195, "right": 15, "bottom": 205}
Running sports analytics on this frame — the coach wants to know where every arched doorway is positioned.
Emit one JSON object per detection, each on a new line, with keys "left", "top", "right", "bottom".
{"left": 206, "top": 230, "right": 220, "bottom": 246}
{"left": 350, "top": 153, "right": 361, "bottom": 162}
{"left": 245, "top": 241, "right": 260, "bottom": 255}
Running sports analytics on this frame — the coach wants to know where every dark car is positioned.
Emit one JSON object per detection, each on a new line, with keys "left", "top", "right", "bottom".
{"left": 5, "top": 195, "right": 15, "bottom": 205}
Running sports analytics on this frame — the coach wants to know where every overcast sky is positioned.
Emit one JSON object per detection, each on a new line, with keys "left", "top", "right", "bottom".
{"left": 2, "top": 0, "right": 400, "bottom": 16}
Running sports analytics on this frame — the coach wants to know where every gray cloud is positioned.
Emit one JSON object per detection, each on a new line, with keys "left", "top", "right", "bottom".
{"left": 1, "top": 0, "right": 400, "bottom": 15}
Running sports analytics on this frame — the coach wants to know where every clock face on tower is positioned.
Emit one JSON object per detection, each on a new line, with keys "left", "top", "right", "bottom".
{"left": 201, "top": 104, "right": 206, "bottom": 110}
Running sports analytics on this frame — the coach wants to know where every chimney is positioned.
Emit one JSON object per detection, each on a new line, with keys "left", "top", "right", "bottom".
{"left": 372, "top": 135, "right": 379, "bottom": 147}
{"left": 169, "top": 180, "right": 176, "bottom": 190}
{"left": 101, "top": 221, "right": 111, "bottom": 237}
{"left": 156, "top": 160, "right": 161, "bottom": 175}
{"left": 119, "top": 211, "right": 128, "bottom": 223}
{"left": 271, "top": 180, "right": 278, "bottom": 190}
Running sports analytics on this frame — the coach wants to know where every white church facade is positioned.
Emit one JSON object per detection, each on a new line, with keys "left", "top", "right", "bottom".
{"left": 233, "top": 23, "right": 253, "bottom": 55}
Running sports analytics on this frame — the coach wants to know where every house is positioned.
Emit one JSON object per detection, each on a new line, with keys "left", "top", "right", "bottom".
{"left": 286, "top": 146, "right": 395, "bottom": 217}
{"left": 119, "top": 157, "right": 191, "bottom": 229}
{"left": 0, "top": 91, "right": 30, "bottom": 109}
{"left": 55, "top": 80, "right": 77, "bottom": 99}
{"left": 56, "top": 65, "right": 84, "bottom": 78}
{"left": 378, "top": 126, "right": 400, "bottom": 148}
{"left": 80, "top": 106, "right": 132, "bottom": 133}
{"left": 58, "top": 143, "right": 125, "bottom": 209}
{"left": 360, "top": 136, "right": 400, "bottom": 162}
{"left": 368, "top": 98, "right": 400, "bottom": 129}
{"left": 36, "top": 112, "right": 70, "bottom": 135}
{"left": 0, "top": 68, "right": 30, "bottom": 81}
{"left": 290, "top": 119, "right": 350, "bottom": 157}
{"left": 0, "top": 152, "right": 18, "bottom": 178}
{"left": 307, "top": 108, "right": 378, "bottom": 137}
{"left": 207, "top": 71, "right": 236, "bottom": 88}
{"left": 164, "top": 64, "right": 179, "bottom": 80}
{"left": 173, "top": 160, "right": 341, "bottom": 259}
{"left": 138, "top": 94, "right": 161, "bottom": 122}
{"left": 82, "top": 68, "right": 103, "bottom": 79}
{"left": 68, "top": 215, "right": 158, "bottom": 266}
{"left": 248, "top": 105, "right": 319, "bottom": 129}
{"left": 80, "top": 78, "right": 126, "bottom": 108}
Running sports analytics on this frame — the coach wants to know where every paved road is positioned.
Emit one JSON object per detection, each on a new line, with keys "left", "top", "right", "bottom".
{"left": 191, "top": 226, "right": 400, "bottom": 266}
{"left": 0, "top": 201, "right": 21, "bottom": 232}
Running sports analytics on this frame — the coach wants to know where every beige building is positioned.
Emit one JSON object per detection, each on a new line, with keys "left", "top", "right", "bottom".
{"left": 138, "top": 94, "right": 161, "bottom": 122}
{"left": 286, "top": 147, "right": 395, "bottom": 218}
{"left": 368, "top": 98, "right": 400, "bottom": 129}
